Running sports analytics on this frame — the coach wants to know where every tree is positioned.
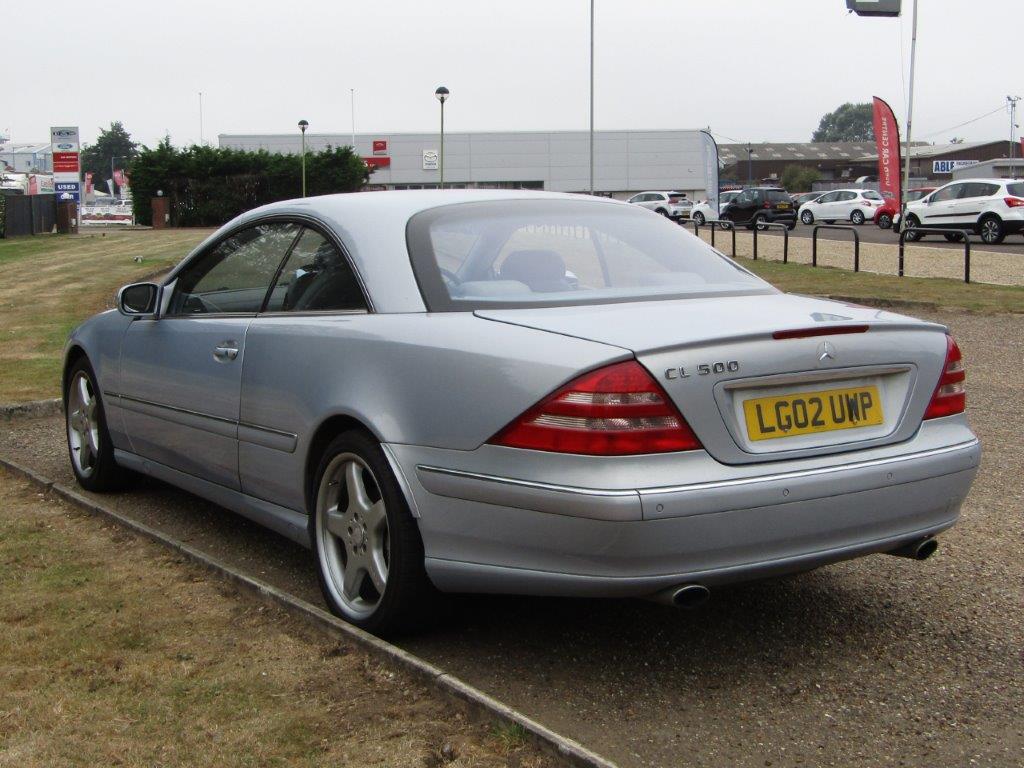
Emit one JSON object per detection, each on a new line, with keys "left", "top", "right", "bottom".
{"left": 811, "top": 103, "right": 874, "bottom": 143}
{"left": 129, "top": 140, "right": 371, "bottom": 226}
{"left": 81, "top": 122, "right": 139, "bottom": 194}
{"left": 780, "top": 165, "right": 821, "bottom": 193}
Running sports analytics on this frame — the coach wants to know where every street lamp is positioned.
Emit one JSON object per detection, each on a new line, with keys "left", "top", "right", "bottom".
{"left": 434, "top": 87, "right": 449, "bottom": 189}
{"left": 746, "top": 144, "right": 753, "bottom": 187}
{"left": 298, "top": 120, "right": 309, "bottom": 197}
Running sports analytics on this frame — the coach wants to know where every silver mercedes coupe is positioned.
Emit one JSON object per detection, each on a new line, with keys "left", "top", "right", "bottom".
{"left": 63, "top": 190, "right": 980, "bottom": 634}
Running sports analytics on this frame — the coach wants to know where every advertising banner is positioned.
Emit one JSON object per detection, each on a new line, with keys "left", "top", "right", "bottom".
{"left": 932, "top": 160, "right": 978, "bottom": 174}
{"left": 422, "top": 150, "right": 439, "bottom": 170}
{"left": 871, "top": 97, "right": 901, "bottom": 207}
{"left": 699, "top": 130, "right": 720, "bottom": 217}
{"left": 50, "top": 126, "right": 81, "bottom": 196}
{"left": 363, "top": 157, "right": 391, "bottom": 169}
{"left": 372, "top": 139, "right": 387, "bottom": 155}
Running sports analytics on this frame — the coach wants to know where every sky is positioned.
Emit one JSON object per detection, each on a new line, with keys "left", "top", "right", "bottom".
{"left": 6, "top": 0, "right": 1021, "bottom": 149}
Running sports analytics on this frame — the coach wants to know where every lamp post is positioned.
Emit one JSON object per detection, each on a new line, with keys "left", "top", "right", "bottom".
{"left": 434, "top": 87, "right": 449, "bottom": 189}
{"left": 298, "top": 119, "right": 309, "bottom": 197}
{"left": 1009, "top": 95, "right": 1021, "bottom": 164}
{"left": 589, "top": 0, "right": 594, "bottom": 195}
{"left": 746, "top": 144, "right": 753, "bottom": 187}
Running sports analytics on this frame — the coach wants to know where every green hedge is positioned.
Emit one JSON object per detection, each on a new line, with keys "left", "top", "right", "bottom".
{"left": 129, "top": 140, "right": 370, "bottom": 227}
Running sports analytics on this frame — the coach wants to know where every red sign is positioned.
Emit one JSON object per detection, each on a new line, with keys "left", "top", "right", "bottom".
{"left": 84, "top": 172, "right": 94, "bottom": 194}
{"left": 372, "top": 139, "right": 387, "bottom": 155}
{"left": 872, "top": 96, "right": 902, "bottom": 208}
{"left": 53, "top": 151, "right": 80, "bottom": 173}
{"left": 113, "top": 169, "right": 128, "bottom": 188}
{"left": 363, "top": 156, "right": 391, "bottom": 169}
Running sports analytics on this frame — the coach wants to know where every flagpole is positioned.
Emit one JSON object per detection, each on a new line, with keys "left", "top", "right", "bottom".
{"left": 899, "top": 0, "right": 918, "bottom": 232}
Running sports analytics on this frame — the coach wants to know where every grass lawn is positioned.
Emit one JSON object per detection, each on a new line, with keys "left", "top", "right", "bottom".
{"left": 0, "top": 470, "right": 552, "bottom": 768}
{"left": 1, "top": 227, "right": 1022, "bottom": 404}
{"left": 739, "top": 256, "right": 1024, "bottom": 314}
{"left": 0, "top": 229, "right": 212, "bottom": 404}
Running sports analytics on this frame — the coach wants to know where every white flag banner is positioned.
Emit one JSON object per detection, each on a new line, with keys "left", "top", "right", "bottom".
{"left": 699, "top": 131, "right": 720, "bottom": 217}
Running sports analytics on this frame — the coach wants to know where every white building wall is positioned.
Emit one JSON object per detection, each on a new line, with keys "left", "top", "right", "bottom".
{"left": 218, "top": 129, "right": 709, "bottom": 197}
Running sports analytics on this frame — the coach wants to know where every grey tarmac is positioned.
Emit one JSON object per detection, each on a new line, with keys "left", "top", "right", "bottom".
{"left": 1, "top": 307, "right": 1021, "bottom": 768}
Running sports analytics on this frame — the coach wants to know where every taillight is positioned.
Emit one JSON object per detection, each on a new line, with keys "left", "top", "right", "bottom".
{"left": 489, "top": 360, "right": 701, "bottom": 455}
{"left": 923, "top": 335, "right": 965, "bottom": 420}
{"left": 1004, "top": 197, "right": 1024, "bottom": 208}
{"left": 763, "top": 201, "right": 771, "bottom": 208}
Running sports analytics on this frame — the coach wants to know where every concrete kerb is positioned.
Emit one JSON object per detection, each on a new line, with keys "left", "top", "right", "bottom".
{"left": 0, "top": 454, "right": 619, "bottom": 768}
{"left": 0, "top": 398, "right": 62, "bottom": 421}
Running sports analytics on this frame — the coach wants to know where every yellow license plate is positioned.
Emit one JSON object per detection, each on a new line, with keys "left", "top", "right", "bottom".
{"left": 743, "top": 385, "right": 883, "bottom": 441}
{"left": 777, "top": 203, "right": 791, "bottom": 209}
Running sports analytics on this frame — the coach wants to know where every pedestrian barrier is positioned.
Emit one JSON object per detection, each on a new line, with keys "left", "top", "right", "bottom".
{"left": 899, "top": 228, "right": 973, "bottom": 283}
{"left": 752, "top": 221, "right": 790, "bottom": 263}
{"left": 812, "top": 224, "right": 860, "bottom": 272}
{"left": 687, "top": 218, "right": 736, "bottom": 256}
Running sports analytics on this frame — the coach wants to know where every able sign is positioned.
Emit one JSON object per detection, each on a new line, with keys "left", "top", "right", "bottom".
{"left": 933, "top": 159, "right": 979, "bottom": 174}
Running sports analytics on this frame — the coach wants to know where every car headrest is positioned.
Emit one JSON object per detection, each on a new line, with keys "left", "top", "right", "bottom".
{"left": 499, "top": 249, "right": 568, "bottom": 292}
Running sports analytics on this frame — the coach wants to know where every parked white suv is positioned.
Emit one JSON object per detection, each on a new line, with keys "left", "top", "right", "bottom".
{"left": 798, "top": 188, "right": 885, "bottom": 226}
{"left": 627, "top": 191, "right": 692, "bottom": 220}
{"left": 691, "top": 190, "right": 740, "bottom": 225}
{"left": 904, "top": 178, "right": 1024, "bottom": 245}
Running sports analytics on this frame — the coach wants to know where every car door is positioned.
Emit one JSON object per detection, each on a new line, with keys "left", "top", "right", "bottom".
{"left": 920, "top": 183, "right": 963, "bottom": 228}
{"left": 238, "top": 225, "right": 370, "bottom": 511}
{"left": 118, "top": 221, "right": 301, "bottom": 490}
{"left": 812, "top": 190, "right": 838, "bottom": 219}
{"left": 950, "top": 182, "right": 998, "bottom": 226}
{"left": 729, "top": 189, "right": 756, "bottom": 223}
{"left": 832, "top": 190, "right": 856, "bottom": 219}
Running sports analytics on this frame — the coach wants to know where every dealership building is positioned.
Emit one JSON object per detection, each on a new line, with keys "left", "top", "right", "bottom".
{"left": 218, "top": 129, "right": 713, "bottom": 199}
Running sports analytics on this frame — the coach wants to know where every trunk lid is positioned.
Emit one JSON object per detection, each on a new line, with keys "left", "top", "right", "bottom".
{"left": 476, "top": 294, "right": 950, "bottom": 464}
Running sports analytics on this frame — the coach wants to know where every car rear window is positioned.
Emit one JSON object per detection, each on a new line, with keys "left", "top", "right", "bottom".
{"left": 406, "top": 199, "right": 772, "bottom": 311}
{"left": 765, "top": 190, "right": 790, "bottom": 203}
{"left": 1006, "top": 182, "right": 1024, "bottom": 197}
{"left": 862, "top": 190, "right": 883, "bottom": 200}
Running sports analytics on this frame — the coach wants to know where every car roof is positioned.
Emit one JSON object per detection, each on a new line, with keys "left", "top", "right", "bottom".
{"left": 172, "top": 190, "right": 631, "bottom": 314}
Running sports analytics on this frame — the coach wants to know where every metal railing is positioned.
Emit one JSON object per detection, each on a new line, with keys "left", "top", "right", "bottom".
{"left": 899, "top": 228, "right": 973, "bottom": 283}
{"left": 812, "top": 224, "right": 860, "bottom": 272}
{"left": 686, "top": 218, "right": 736, "bottom": 256}
{"left": 752, "top": 221, "right": 790, "bottom": 262}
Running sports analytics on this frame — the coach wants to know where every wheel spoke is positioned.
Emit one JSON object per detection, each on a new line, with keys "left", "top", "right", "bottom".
{"left": 363, "top": 500, "right": 386, "bottom": 534}
{"left": 86, "top": 427, "right": 100, "bottom": 456}
{"left": 367, "top": 550, "right": 388, "bottom": 595}
{"left": 342, "top": 559, "right": 365, "bottom": 600}
{"left": 345, "top": 461, "right": 371, "bottom": 513}
{"left": 77, "top": 375, "right": 91, "bottom": 409}
{"left": 325, "top": 504, "right": 348, "bottom": 539}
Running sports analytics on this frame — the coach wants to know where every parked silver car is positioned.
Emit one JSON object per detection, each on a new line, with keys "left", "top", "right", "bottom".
{"left": 64, "top": 190, "right": 980, "bottom": 634}
{"left": 627, "top": 190, "right": 692, "bottom": 220}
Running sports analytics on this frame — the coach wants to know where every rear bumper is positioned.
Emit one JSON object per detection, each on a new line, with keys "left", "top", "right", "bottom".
{"left": 385, "top": 417, "right": 980, "bottom": 597}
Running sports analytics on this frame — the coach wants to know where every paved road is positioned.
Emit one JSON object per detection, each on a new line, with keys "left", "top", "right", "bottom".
{"left": 2, "top": 308, "right": 1022, "bottom": 768}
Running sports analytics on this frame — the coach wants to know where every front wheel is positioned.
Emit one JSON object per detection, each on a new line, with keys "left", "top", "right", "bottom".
{"left": 64, "top": 358, "right": 128, "bottom": 492}
{"left": 978, "top": 216, "right": 1005, "bottom": 245}
{"left": 877, "top": 213, "right": 893, "bottom": 230}
{"left": 904, "top": 215, "right": 924, "bottom": 241}
{"left": 851, "top": 210, "right": 865, "bottom": 225}
{"left": 310, "top": 430, "right": 433, "bottom": 636}
{"left": 800, "top": 209, "right": 814, "bottom": 225}
{"left": 693, "top": 211, "right": 706, "bottom": 225}
{"left": 655, "top": 208, "right": 669, "bottom": 217}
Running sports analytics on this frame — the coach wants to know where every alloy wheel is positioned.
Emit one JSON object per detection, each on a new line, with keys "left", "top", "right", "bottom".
{"left": 980, "top": 219, "right": 1002, "bottom": 244}
{"left": 315, "top": 453, "right": 390, "bottom": 620}
{"left": 67, "top": 371, "right": 100, "bottom": 479}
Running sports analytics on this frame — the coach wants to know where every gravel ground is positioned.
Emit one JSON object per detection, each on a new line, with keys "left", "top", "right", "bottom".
{"left": 1, "top": 309, "right": 1022, "bottom": 768}
{"left": 697, "top": 229, "right": 1024, "bottom": 286}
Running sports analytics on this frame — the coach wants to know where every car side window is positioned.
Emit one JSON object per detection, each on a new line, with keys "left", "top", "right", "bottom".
{"left": 736, "top": 190, "right": 754, "bottom": 205}
{"left": 169, "top": 222, "right": 300, "bottom": 316}
{"left": 962, "top": 182, "right": 999, "bottom": 199}
{"left": 264, "top": 227, "right": 367, "bottom": 313}
{"left": 817, "top": 192, "right": 838, "bottom": 203}
{"left": 930, "top": 185, "right": 962, "bottom": 203}
{"left": 837, "top": 191, "right": 857, "bottom": 202}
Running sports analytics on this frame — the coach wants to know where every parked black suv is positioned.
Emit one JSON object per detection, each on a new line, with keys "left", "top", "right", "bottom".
{"left": 720, "top": 187, "right": 797, "bottom": 229}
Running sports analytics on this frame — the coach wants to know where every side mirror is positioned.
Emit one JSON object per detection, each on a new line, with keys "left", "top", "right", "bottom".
{"left": 117, "top": 282, "right": 160, "bottom": 317}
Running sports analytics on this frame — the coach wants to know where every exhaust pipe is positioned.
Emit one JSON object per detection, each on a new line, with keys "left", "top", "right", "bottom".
{"left": 887, "top": 536, "right": 938, "bottom": 561}
{"left": 649, "top": 583, "right": 711, "bottom": 609}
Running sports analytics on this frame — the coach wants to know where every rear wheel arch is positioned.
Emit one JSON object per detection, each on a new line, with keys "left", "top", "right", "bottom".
{"left": 304, "top": 414, "right": 382, "bottom": 513}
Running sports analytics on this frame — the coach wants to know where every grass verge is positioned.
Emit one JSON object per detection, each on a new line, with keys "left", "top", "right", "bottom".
{"left": 739, "top": 256, "right": 1024, "bottom": 314}
{"left": 0, "top": 470, "right": 558, "bottom": 768}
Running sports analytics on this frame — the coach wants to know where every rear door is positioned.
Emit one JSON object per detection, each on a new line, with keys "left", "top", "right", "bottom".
{"left": 950, "top": 182, "right": 999, "bottom": 226}
{"left": 119, "top": 221, "right": 301, "bottom": 489}
{"left": 833, "top": 190, "right": 857, "bottom": 219}
{"left": 920, "top": 183, "right": 963, "bottom": 228}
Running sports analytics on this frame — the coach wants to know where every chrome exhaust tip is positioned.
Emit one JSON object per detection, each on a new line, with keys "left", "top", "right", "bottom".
{"left": 649, "top": 583, "right": 711, "bottom": 609}
{"left": 887, "top": 536, "right": 938, "bottom": 561}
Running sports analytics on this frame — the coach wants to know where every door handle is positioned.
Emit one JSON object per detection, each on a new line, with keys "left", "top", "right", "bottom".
{"left": 213, "top": 343, "right": 239, "bottom": 361}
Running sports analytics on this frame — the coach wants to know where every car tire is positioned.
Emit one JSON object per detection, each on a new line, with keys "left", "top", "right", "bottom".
{"left": 904, "top": 215, "right": 924, "bottom": 241}
{"left": 978, "top": 216, "right": 1005, "bottom": 245}
{"left": 64, "top": 357, "right": 129, "bottom": 492}
{"left": 800, "top": 209, "right": 814, "bottom": 225}
{"left": 655, "top": 208, "right": 669, "bottom": 217}
{"left": 786, "top": 221, "right": 797, "bottom": 231}
{"left": 309, "top": 429, "right": 434, "bottom": 636}
{"left": 851, "top": 210, "right": 865, "bottom": 225}
{"left": 693, "top": 211, "right": 706, "bottom": 225}
{"left": 751, "top": 213, "right": 768, "bottom": 230}
{"left": 877, "top": 213, "right": 893, "bottom": 230}
{"left": 943, "top": 232, "right": 965, "bottom": 243}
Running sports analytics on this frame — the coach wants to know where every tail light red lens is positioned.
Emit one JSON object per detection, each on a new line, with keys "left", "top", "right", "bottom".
{"left": 489, "top": 360, "right": 702, "bottom": 455}
{"left": 923, "top": 335, "right": 965, "bottom": 420}
{"left": 1004, "top": 197, "right": 1024, "bottom": 208}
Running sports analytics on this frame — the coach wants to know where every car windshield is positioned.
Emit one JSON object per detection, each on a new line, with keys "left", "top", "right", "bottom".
{"left": 406, "top": 199, "right": 771, "bottom": 311}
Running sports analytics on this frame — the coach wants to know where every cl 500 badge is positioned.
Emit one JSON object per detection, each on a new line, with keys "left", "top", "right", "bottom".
{"left": 665, "top": 360, "right": 739, "bottom": 380}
